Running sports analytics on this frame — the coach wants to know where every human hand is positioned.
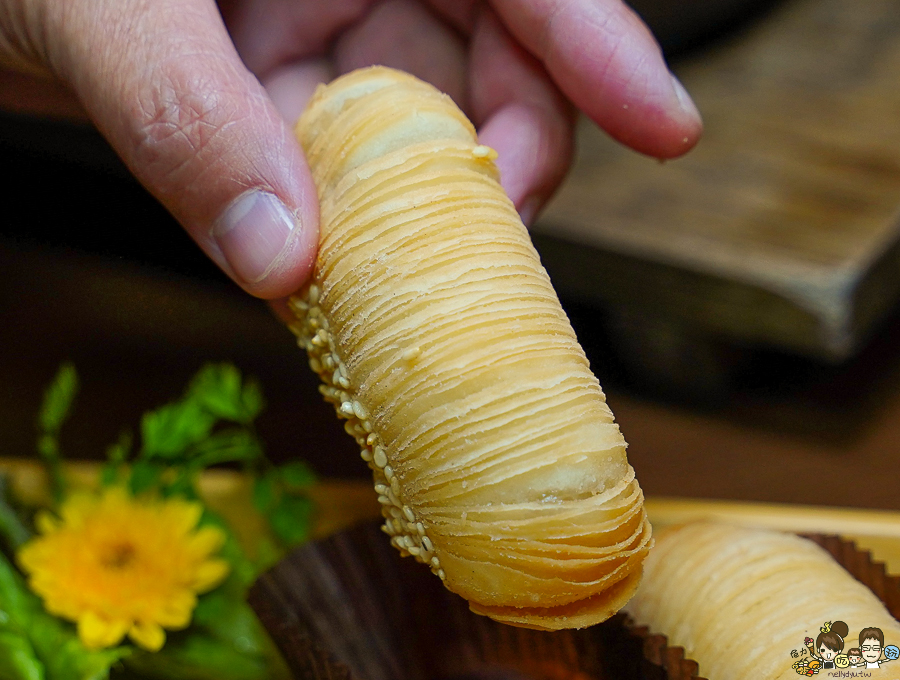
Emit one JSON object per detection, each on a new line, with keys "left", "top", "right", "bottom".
{"left": 0, "top": 0, "right": 701, "bottom": 299}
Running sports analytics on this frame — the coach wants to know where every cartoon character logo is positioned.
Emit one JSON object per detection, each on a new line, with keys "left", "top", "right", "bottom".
{"left": 790, "top": 623, "right": 897, "bottom": 674}
{"left": 814, "top": 621, "right": 849, "bottom": 670}
{"left": 860, "top": 627, "right": 888, "bottom": 668}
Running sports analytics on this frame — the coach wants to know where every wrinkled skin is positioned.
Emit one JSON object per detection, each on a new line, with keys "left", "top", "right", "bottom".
{"left": 0, "top": 0, "right": 701, "bottom": 299}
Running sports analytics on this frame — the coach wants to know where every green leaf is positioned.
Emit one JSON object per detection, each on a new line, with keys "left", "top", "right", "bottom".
{"left": 187, "top": 364, "right": 264, "bottom": 425}
{"left": 38, "top": 363, "right": 78, "bottom": 435}
{"left": 123, "top": 632, "right": 278, "bottom": 680}
{"left": 0, "top": 475, "right": 32, "bottom": 550}
{"left": 128, "top": 460, "right": 164, "bottom": 496}
{"left": 140, "top": 401, "right": 216, "bottom": 461}
{"left": 100, "top": 432, "right": 132, "bottom": 488}
{"left": 187, "top": 430, "right": 263, "bottom": 470}
{"left": 105, "top": 431, "right": 131, "bottom": 465}
{"left": 268, "top": 494, "right": 314, "bottom": 547}
{"left": 276, "top": 461, "right": 316, "bottom": 488}
{"left": 250, "top": 475, "right": 276, "bottom": 514}
{"left": 0, "top": 630, "right": 43, "bottom": 680}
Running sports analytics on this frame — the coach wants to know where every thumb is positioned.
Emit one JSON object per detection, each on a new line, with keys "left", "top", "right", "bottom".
{"left": 46, "top": 0, "right": 318, "bottom": 298}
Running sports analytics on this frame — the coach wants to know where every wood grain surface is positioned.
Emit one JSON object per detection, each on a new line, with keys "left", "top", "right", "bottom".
{"left": 535, "top": 0, "right": 900, "bottom": 359}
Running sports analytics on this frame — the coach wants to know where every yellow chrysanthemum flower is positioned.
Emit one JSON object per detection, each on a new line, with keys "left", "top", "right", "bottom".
{"left": 17, "top": 486, "right": 229, "bottom": 652}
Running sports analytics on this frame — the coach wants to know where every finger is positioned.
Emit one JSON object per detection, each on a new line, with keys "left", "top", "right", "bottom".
{"left": 332, "top": 0, "right": 468, "bottom": 107}
{"left": 488, "top": 0, "right": 702, "bottom": 158}
{"left": 262, "top": 58, "right": 334, "bottom": 125}
{"left": 47, "top": 0, "right": 318, "bottom": 298}
{"left": 423, "top": 0, "right": 480, "bottom": 34}
{"left": 470, "top": 7, "right": 574, "bottom": 222}
{"left": 222, "top": 0, "right": 372, "bottom": 77}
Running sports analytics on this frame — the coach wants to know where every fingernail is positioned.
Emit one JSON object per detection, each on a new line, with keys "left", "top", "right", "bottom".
{"left": 519, "top": 195, "right": 543, "bottom": 227}
{"left": 670, "top": 73, "right": 701, "bottom": 121}
{"left": 213, "top": 190, "right": 297, "bottom": 284}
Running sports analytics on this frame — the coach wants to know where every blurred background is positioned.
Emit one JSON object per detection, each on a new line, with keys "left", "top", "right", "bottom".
{"left": 2, "top": 0, "right": 899, "bottom": 510}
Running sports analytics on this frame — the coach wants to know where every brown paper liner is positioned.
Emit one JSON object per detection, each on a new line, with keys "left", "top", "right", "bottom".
{"left": 248, "top": 524, "right": 898, "bottom": 680}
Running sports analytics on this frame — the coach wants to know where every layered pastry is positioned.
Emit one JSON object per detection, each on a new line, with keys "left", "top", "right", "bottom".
{"left": 287, "top": 67, "right": 650, "bottom": 630}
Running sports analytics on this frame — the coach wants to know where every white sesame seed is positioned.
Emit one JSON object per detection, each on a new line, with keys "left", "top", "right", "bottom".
{"left": 374, "top": 484, "right": 388, "bottom": 495}
{"left": 472, "top": 145, "right": 497, "bottom": 159}
{"left": 373, "top": 447, "right": 388, "bottom": 468}
{"left": 366, "top": 433, "right": 377, "bottom": 446}
{"left": 416, "top": 522, "right": 425, "bottom": 535}
{"left": 340, "top": 401, "right": 355, "bottom": 416}
{"left": 403, "top": 506, "right": 415, "bottom": 523}
{"left": 422, "top": 536, "right": 434, "bottom": 553}
{"left": 383, "top": 465, "right": 394, "bottom": 481}
{"left": 352, "top": 401, "right": 367, "bottom": 419}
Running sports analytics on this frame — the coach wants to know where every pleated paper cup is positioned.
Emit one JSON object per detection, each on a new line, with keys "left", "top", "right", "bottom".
{"left": 248, "top": 524, "right": 898, "bottom": 680}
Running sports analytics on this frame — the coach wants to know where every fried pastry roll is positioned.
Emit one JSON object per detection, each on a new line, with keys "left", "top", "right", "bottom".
{"left": 287, "top": 67, "right": 650, "bottom": 630}
{"left": 626, "top": 522, "right": 900, "bottom": 679}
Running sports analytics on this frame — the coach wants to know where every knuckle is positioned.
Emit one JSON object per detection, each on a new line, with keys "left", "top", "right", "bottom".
{"left": 125, "top": 57, "right": 264, "bottom": 197}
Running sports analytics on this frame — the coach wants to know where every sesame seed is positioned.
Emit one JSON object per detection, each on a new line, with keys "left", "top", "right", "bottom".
{"left": 422, "top": 536, "right": 434, "bottom": 553}
{"left": 352, "top": 401, "right": 368, "bottom": 419}
{"left": 472, "top": 145, "right": 497, "bottom": 160}
{"left": 373, "top": 447, "right": 388, "bottom": 468}
{"left": 403, "top": 506, "right": 415, "bottom": 523}
{"left": 401, "top": 347, "right": 421, "bottom": 361}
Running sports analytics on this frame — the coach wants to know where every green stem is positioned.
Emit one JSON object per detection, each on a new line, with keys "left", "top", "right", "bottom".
{"left": 0, "top": 475, "right": 32, "bottom": 550}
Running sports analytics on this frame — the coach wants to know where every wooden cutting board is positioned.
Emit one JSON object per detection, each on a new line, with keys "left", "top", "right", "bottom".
{"left": 534, "top": 0, "right": 900, "bottom": 361}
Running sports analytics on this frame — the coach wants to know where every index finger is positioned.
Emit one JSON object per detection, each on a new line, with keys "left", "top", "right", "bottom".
{"left": 489, "top": 0, "right": 702, "bottom": 158}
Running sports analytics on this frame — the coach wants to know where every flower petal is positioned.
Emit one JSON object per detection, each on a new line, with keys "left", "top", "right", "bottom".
{"left": 34, "top": 511, "right": 59, "bottom": 535}
{"left": 187, "top": 526, "right": 227, "bottom": 557}
{"left": 129, "top": 621, "right": 166, "bottom": 651}
{"left": 191, "top": 559, "right": 230, "bottom": 592}
{"left": 78, "top": 611, "right": 128, "bottom": 649}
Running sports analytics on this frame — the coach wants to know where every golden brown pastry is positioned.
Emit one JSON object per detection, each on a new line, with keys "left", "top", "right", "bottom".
{"left": 287, "top": 66, "right": 650, "bottom": 630}
{"left": 626, "top": 522, "right": 900, "bottom": 679}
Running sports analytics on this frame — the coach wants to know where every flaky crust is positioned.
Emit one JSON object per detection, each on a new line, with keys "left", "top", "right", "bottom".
{"left": 626, "top": 522, "right": 900, "bottom": 679}
{"left": 288, "top": 67, "right": 650, "bottom": 629}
